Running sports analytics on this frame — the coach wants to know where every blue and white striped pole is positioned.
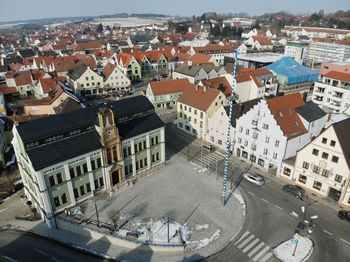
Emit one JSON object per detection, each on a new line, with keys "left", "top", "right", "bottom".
{"left": 222, "top": 49, "right": 238, "bottom": 205}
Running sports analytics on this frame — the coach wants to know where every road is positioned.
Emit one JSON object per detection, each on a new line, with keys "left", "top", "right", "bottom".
{"left": 0, "top": 230, "right": 103, "bottom": 262}
{"left": 165, "top": 123, "right": 350, "bottom": 262}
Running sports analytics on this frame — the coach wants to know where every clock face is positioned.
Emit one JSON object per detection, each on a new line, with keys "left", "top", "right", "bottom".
{"left": 107, "top": 130, "right": 112, "bottom": 136}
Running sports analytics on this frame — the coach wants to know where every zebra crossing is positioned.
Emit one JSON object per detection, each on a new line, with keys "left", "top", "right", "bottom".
{"left": 234, "top": 230, "right": 275, "bottom": 262}
{"left": 200, "top": 151, "right": 225, "bottom": 166}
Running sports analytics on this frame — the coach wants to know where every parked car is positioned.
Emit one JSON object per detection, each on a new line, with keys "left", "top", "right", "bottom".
{"left": 243, "top": 172, "right": 265, "bottom": 186}
{"left": 282, "top": 184, "right": 305, "bottom": 199}
{"left": 338, "top": 210, "right": 350, "bottom": 221}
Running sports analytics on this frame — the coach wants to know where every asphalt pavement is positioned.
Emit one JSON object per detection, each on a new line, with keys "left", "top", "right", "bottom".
{"left": 0, "top": 230, "right": 103, "bottom": 262}
{"left": 165, "top": 124, "right": 350, "bottom": 262}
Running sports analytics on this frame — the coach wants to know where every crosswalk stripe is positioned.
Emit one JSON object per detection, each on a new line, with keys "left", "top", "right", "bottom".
{"left": 252, "top": 246, "right": 270, "bottom": 262}
{"left": 235, "top": 231, "right": 250, "bottom": 245}
{"left": 248, "top": 242, "right": 265, "bottom": 257}
{"left": 242, "top": 238, "right": 260, "bottom": 253}
{"left": 238, "top": 234, "right": 255, "bottom": 249}
{"left": 260, "top": 252, "right": 273, "bottom": 262}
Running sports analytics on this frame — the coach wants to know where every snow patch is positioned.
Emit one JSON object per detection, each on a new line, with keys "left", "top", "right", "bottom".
{"left": 191, "top": 229, "right": 221, "bottom": 250}
{"left": 195, "top": 224, "right": 209, "bottom": 231}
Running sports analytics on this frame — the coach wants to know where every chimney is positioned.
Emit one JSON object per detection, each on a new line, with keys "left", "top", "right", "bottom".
{"left": 187, "top": 58, "right": 192, "bottom": 68}
{"left": 203, "top": 85, "right": 207, "bottom": 93}
{"left": 195, "top": 85, "right": 198, "bottom": 92}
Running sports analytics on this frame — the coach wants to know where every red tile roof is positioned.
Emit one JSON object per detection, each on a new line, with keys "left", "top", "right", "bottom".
{"left": 178, "top": 85, "right": 221, "bottom": 112}
{"left": 323, "top": 71, "right": 350, "bottom": 82}
{"left": 252, "top": 35, "right": 273, "bottom": 46}
{"left": 149, "top": 78, "right": 194, "bottom": 96}
{"left": 117, "top": 53, "right": 134, "bottom": 66}
{"left": 201, "top": 76, "right": 232, "bottom": 97}
{"left": 102, "top": 62, "right": 116, "bottom": 79}
{"left": 0, "top": 84, "right": 18, "bottom": 95}
{"left": 267, "top": 93, "right": 307, "bottom": 139}
{"left": 194, "top": 44, "right": 235, "bottom": 53}
{"left": 185, "top": 54, "right": 214, "bottom": 66}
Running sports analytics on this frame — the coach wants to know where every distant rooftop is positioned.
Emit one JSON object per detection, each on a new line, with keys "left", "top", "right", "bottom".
{"left": 237, "top": 52, "right": 284, "bottom": 64}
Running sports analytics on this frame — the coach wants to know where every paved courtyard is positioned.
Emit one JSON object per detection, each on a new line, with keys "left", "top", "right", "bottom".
{"left": 83, "top": 154, "right": 245, "bottom": 259}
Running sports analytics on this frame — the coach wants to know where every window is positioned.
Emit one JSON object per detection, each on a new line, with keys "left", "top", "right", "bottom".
{"left": 313, "top": 181, "right": 322, "bottom": 190}
{"left": 218, "top": 140, "right": 223, "bottom": 145}
{"left": 49, "top": 176, "right": 55, "bottom": 187}
{"left": 245, "top": 129, "right": 250, "bottom": 135}
{"left": 262, "top": 124, "right": 269, "bottom": 130}
{"left": 152, "top": 154, "right": 155, "bottom": 163}
{"left": 94, "top": 179, "right": 98, "bottom": 189}
{"left": 69, "top": 168, "right": 75, "bottom": 179}
{"left": 57, "top": 173, "right": 62, "bottom": 184}
{"left": 273, "top": 153, "right": 277, "bottom": 159}
{"left": 91, "top": 160, "right": 96, "bottom": 170}
{"left": 83, "top": 163, "right": 88, "bottom": 173}
{"left": 80, "top": 185, "right": 85, "bottom": 195}
{"left": 331, "top": 156, "right": 339, "bottom": 163}
{"left": 275, "top": 140, "right": 280, "bottom": 147}
{"left": 330, "top": 140, "right": 336, "bottom": 147}
{"left": 251, "top": 144, "right": 256, "bottom": 151}
{"left": 99, "top": 177, "right": 104, "bottom": 187}
{"left": 322, "top": 137, "right": 327, "bottom": 144}
{"left": 299, "top": 175, "right": 307, "bottom": 184}
{"left": 239, "top": 126, "right": 243, "bottom": 133}
{"left": 335, "top": 174, "right": 342, "bottom": 183}
{"left": 244, "top": 140, "right": 248, "bottom": 146}
{"left": 139, "top": 142, "right": 142, "bottom": 151}
{"left": 155, "top": 136, "right": 159, "bottom": 144}
{"left": 151, "top": 137, "right": 155, "bottom": 146}
{"left": 85, "top": 77, "right": 88, "bottom": 81}
{"left": 263, "top": 148, "right": 268, "bottom": 155}
{"left": 237, "top": 137, "right": 242, "bottom": 144}
{"left": 312, "top": 149, "right": 319, "bottom": 156}
{"left": 54, "top": 197, "right": 60, "bottom": 207}
{"left": 97, "top": 158, "right": 101, "bottom": 168}
{"left": 194, "top": 109, "right": 197, "bottom": 115}
{"left": 265, "top": 137, "right": 270, "bottom": 143}
{"left": 252, "top": 120, "right": 258, "bottom": 126}
{"left": 283, "top": 167, "right": 291, "bottom": 176}
{"left": 302, "top": 161, "right": 309, "bottom": 169}
{"left": 127, "top": 147, "right": 131, "bottom": 156}
{"left": 123, "top": 148, "right": 127, "bottom": 157}
{"left": 134, "top": 144, "right": 138, "bottom": 153}
{"left": 61, "top": 193, "right": 67, "bottom": 204}
{"left": 322, "top": 152, "right": 329, "bottom": 159}
{"left": 86, "top": 183, "right": 91, "bottom": 193}
{"left": 140, "top": 159, "right": 143, "bottom": 168}
{"left": 75, "top": 166, "right": 81, "bottom": 176}
{"left": 156, "top": 152, "right": 160, "bottom": 161}
{"left": 189, "top": 107, "right": 191, "bottom": 113}
{"left": 321, "top": 169, "right": 330, "bottom": 177}
{"left": 74, "top": 188, "right": 79, "bottom": 198}
{"left": 252, "top": 132, "right": 258, "bottom": 139}
{"left": 136, "top": 162, "right": 139, "bottom": 170}
{"left": 200, "top": 112, "right": 203, "bottom": 119}
{"left": 313, "top": 166, "right": 320, "bottom": 174}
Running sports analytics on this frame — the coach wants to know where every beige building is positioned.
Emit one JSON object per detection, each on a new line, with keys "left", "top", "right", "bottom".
{"left": 67, "top": 65, "right": 104, "bottom": 96}
{"left": 177, "top": 85, "right": 226, "bottom": 140}
{"left": 102, "top": 62, "right": 131, "bottom": 93}
{"left": 280, "top": 118, "right": 350, "bottom": 208}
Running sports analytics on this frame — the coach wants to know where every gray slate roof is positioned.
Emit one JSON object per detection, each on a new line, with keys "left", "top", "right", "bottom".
{"left": 67, "top": 64, "right": 88, "bottom": 81}
{"left": 17, "top": 96, "right": 164, "bottom": 170}
{"left": 333, "top": 118, "right": 350, "bottom": 168}
{"left": 224, "top": 98, "right": 261, "bottom": 128}
{"left": 296, "top": 101, "right": 327, "bottom": 122}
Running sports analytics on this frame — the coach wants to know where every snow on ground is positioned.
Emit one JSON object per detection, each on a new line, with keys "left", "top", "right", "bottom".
{"left": 195, "top": 224, "right": 209, "bottom": 231}
{"left": 190, "top": 229, "right": 221, "bottom": 250}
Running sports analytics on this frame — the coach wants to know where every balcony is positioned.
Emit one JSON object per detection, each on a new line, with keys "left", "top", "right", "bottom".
{"left": 331, "top": 95, "right": 343, "bottom": 102}
{"left": 313, "top": 88, "right": 325, "bottom": 95}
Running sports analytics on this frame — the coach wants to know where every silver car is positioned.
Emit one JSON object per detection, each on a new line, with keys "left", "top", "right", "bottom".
{"left": 243, "top": 172, "right": 265, "bottom": 186}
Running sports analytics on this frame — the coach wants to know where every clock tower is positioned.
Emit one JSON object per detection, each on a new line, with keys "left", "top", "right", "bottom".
{"left": 97, "top": 107, "right": 125, "bottom": 188}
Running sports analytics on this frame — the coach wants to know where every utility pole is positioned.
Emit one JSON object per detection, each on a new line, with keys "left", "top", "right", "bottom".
{"left": 222, "top": 49, "right": 238, "bottom": 205}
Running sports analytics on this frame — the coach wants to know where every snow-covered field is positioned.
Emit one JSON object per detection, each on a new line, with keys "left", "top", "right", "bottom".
{"left": 90, "top": 17, "right": 167, "bottom": 27}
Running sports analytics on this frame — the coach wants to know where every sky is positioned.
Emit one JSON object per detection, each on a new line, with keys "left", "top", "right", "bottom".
{"left": 0, "top": 0, "right": 349, "bottom": 22}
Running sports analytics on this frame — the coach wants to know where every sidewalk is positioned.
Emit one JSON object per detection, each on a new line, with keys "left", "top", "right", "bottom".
{"left": 231, "top": 157, "right": 341, "bottom": 212}
{"left": 273, "top": 234, "right": 313, "bottom": 262}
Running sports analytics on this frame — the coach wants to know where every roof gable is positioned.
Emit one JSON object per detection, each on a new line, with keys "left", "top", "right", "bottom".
{"left": 267, "top": 93, "right": 307, "bottom": 139}
{"left": 178, "top": 85, "right": 221, "bottom": 111}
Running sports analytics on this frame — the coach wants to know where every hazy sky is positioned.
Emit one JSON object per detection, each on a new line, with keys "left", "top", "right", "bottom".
{"left": 0, "top": 0, "right": 349, "bottom": 22}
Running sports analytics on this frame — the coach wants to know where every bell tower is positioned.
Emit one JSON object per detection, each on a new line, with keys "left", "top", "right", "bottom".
{"left": 98, "top": 108, "right": 124, "bottom": 188}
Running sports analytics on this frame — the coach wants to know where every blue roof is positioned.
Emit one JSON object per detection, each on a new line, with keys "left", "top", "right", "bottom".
{"left": 265, "top": 57, "right": 319, "bottom": 85}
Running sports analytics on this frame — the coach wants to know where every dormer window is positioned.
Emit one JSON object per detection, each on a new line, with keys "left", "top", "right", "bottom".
{"left": 279, "top": 112, "right": 283, "bottom": 117}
